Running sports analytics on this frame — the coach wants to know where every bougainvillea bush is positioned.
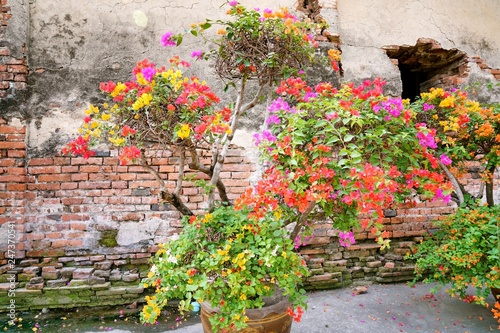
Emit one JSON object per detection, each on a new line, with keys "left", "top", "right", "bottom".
{"left": 62, "top": 1, "right": 329, "bottom": 216}
{"left": 141, "top": 205, "right": 309, "bottom": 332}
{"left": 236, "top": 78, "right": 453, "bottom": 249}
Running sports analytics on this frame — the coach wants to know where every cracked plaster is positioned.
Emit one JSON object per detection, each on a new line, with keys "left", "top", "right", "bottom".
{"left": 336, "top": 0, "right": 500, "bottom": 93}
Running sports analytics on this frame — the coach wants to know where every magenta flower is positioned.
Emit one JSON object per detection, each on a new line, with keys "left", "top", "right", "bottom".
{"left": 417, "top": 132, "right": 437, "bottom": 149}
{"left": 268, "top": 97, "right": 291, "bottom": 113}
{"left": 326, "top": 112, "right": 338, "bottom": 120}
{"left": 253, "top": 133, "right": 261, "bottom": 146}
{"left": 303, "top": 92, "right": 318, "bottom": 102}
{"left": 422, "top": 103, "right": 435, "bottom": 111}
{"left": 440, "top": 154, "right": 452, "bottom": 165}
{"left": 433, "top": 188, "right": 451, "bottom": 204}
{"left": 253, "top": 130, "right": 276, "bottom": 146}
{"left": 338, "top": 231, "right": 355, "bottom": 247}
{"left": 161, "top": 32, "right": 176, "bottom": 47}
{"left": 141, "top": 67, "right": 156, "bottom": 82}
{"left": 261, "top": 130, "right": 276, "bottom": 142}
{"left": 374, "top": 98, "right": 403, "bottom": 118}
{"left": 229, "top": 1, "right": 238, "bottom": 6}
{"left": 190, "top": 50, "right": 203, "bottom": 60}
{"left": 266, "top": 114, "right": 281, "bottom": 125}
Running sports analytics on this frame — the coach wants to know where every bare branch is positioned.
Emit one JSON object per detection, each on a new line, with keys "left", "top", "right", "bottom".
{"left": 289, "top": 202, "right": 316, "bottom": 241}
{"left": 175, "top": 149, "right": 186, "bottom": 196}
{"left": 240, "top": 83, "right": 267, "bottom": 114}
{"left": 439, "top": 161, "right": 464, "bottom": 205}
{"left": 140, "top": 156, "right": 193, "bottom": 216}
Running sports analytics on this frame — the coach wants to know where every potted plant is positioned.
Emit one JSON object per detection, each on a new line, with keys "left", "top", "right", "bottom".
{"left": 62, "top": 2, "right": 327, "bottom": 331}
{"left": 407, "top": 86, "right": 500, "bottom": 326}
{"left": 62, "top": 1, "right": 455, "bottom": 332}
{"left": 140, "top": 205, "right": 309, "bottom": 332}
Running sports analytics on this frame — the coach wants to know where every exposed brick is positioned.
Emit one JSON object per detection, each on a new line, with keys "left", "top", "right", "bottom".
{"left": 29, "top": 166, "right": 61, "bottom": 174}
{"left": 37, "top": 174, "right": 71, "bottom": 182}
{"left": 8, "top": 65, "right": 27, "bottom": 73}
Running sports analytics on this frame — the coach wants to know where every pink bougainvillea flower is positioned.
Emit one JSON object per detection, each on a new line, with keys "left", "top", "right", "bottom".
{"left": 338, "top": 231, "right": 355, "bottom": 247}
{"left": 266, "top": 114, "right": 281, "bottom": 125}
{"left": 440, "top": 154, "right": 452, "bottom": 165}
{"left": 190, "top": 50, "right": 203, "bottom": 60}
{"left": 268, "top": 97, "right": 290, "bottom": 113}
{"left": 422, "top": 103, "right": 435, "bottom": 111}
{"left": 161, "top": 32, "right": 176, "bottom": 47}
{"left": 141, "top": 67, "right": 156, "bottom": 82}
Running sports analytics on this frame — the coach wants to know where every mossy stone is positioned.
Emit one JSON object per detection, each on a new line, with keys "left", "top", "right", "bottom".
{"left": 99, "top": 230, "right": 118, "bottom": 247}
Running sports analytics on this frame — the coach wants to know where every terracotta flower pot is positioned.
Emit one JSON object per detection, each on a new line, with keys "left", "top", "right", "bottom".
{"left": 200, "top": 294, "right": 293, "bottom": 333}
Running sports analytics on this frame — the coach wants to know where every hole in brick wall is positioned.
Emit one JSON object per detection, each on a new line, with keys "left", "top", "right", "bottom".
{"left": 384, "top": 38, "right": 468, "bottom": 101}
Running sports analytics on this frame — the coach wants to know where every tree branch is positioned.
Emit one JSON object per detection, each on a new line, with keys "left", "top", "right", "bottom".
{"left": 289, "top": 202, "right": 316, "bottom": 242}
{"left": 439, "top": 161, "right": 464, "bottom": 205}
{"left": 175, "top": 149, "right": 186, "bottom": 196}
{"left": 139, "top": 156, "right": 193, "bottom": 216}
{"left": 485, "top": 165, "right": 496, "bottom": 206}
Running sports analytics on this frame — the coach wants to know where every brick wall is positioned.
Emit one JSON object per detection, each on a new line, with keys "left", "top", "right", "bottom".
{"left": 0, "top": 0, "right": 28, "bottom": 99}
{"left": 1, "top": 115, "right": 498, "bottom": 311}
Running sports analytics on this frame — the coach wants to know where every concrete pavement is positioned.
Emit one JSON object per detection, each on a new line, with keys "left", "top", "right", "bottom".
{"left": 82, "top": 282, "right": 499, "bottom": 333}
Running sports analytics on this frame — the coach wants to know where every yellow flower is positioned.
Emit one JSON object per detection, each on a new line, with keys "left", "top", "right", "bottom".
{"left": 239, "top": 294, "right": 246, "bottom": 300}
{"left": 91, "top": 129, "right": 101, "bottom": 138}
{"left": 282, "top": 251, "right": 287, "bottom": 258}
{"left": 217, "top": 248, "right": 228, "bottom": 256}
{"left": 177, "top": 124, "right": 191, "bottom": 139}
{"left": 111, "top": 83, "right": 126, "bottom": 98}
{"left": 132, "top": 93, "right": 153, "bottom": 110}
{"left": 439, "top": 96, "right": 455, "bottom": 108}
{"left": 109, "top": 137, "right": 125, "bottom": 146}
{"left": 101, "top": 113, "right": 111, "bottom": 121}
{"left": 136, "top": 73, "right": 150, "bottom": 86}
{"left": 328, "top": 49, "right": 341, "bottom": 61}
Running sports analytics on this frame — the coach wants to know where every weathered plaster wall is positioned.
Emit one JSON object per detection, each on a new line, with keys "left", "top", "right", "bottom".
{"left": 337, "top": 0, "right": 500, "bottom": 94}
{"left": 17, "top": 0, "right": 295, "bottom": 156}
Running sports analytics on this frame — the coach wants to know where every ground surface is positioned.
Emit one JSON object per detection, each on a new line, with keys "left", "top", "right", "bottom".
{"left": 2, "top": 282, "right": 498, "bottom": 332}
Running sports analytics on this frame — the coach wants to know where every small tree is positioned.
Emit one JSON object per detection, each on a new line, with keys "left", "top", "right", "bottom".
{"left": 412, "top": 86, "right": 500, "bottom": 206}
{"left": 62, "top": 2, "right": 329, "bottom": 215}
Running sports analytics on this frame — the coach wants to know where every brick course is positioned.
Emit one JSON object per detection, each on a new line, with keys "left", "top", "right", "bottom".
{"left": 0, "top": 0, "right": 27, "bottom": 99}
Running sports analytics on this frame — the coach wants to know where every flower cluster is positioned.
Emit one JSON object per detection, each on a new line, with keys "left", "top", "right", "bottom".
{"left": 237, "top": 78, "right": 453, "bottom": 249}
{"left": 413, "top": 86, "right": 500, "bottom": 205}
{"left": 63, "top": 56, "right": 233, "bottom": 167}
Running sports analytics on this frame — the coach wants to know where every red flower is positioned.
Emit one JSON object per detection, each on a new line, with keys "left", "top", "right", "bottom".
{"left": 121, "top": 125, "right": 136, "bottom": 137}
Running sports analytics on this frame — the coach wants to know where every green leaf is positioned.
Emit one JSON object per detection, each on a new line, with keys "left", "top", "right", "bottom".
{"left": 350, "top": 150, "right": 361, "bottom": 158}
{"left": 186, "top": 284, "right": 198, "bottom": 291}
{"left": 344, "top": 134, "right": 354, "bottom": 142}
{"left": 200, "top": 22, "right": 212, "bottom": 30}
